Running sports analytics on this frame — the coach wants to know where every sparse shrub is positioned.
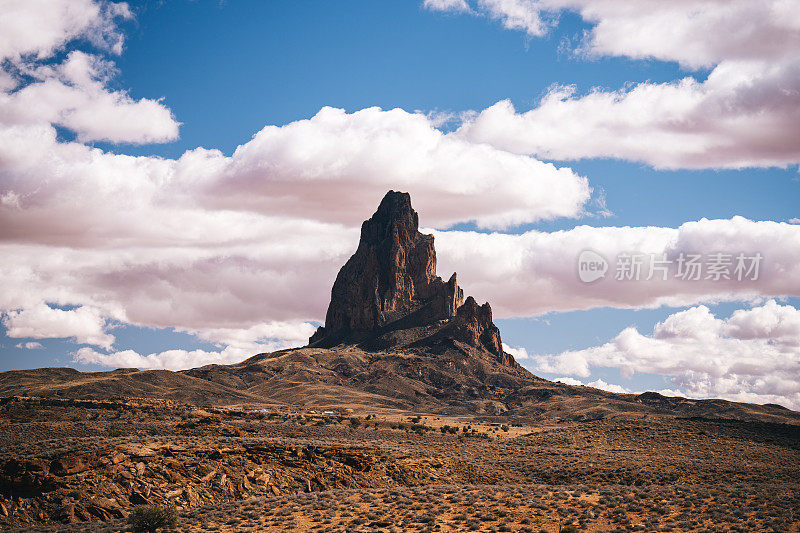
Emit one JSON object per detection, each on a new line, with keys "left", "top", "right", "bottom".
{"left": 128, "top": 504, "right": 178, "bottom": 532}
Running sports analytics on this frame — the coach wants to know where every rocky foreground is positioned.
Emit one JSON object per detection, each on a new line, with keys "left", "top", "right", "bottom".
{"left": 1, "top": 397, "right": 799, "bottom": 532}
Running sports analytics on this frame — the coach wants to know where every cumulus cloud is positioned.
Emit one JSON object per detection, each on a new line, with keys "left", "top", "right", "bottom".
{"left": 201, "top": 106, "right": 590, "bottom": 229}
{"left": 74, "top": 346, "right": 252, "bottom": 371}
{"left": 0, "top": 1, "right": 178, "bottom": 145}
{"left": 458, "top": 62, "right": 800, "bottom": 169}
{"left": 585, "top": 378, "right": 630, "bottom": 394}
{"left": 425, "top": 0, "right": 552, "bottom": 36}
{"left": 434, "top": 217, "right": 800, "bottom": 317}
{"left": 477, "top": 0, "right": 552, "bottom": 37}
{"left": 15, "top": 341, "right": 44, "bottom": 350}
{"left": 0, "top": 103, "right": 593, "bottom": 337}
{"left": 1, "top": 51, "right": 179, "bottom": 144}
{"left": 501, "top": 342, "right": 529, "bottom": 359}
{"left": 73, "top": 319, "right": 317, "bottom": 370}
{"left": 553, "top": 376, "right": 580, "bottom": 385}
{"left": 427, "top": 0, "right": 800, "bottom": 67}
{"left": 431, "top": 1, "right": 800, "bottom": 169}
{"left": 0, "top": 0, "right": 131, "bottom": 61}
{"left": 529, "top": 301, "right": 800, "bottom": 409}
{"left": 184, "top": 322, "right": 319, "bottom": 353}
{"left": 423, "top": 0, "right": 472, "bottom": 14}
{"left": 2, "top": 304, "right": 114, "bottom": 349}
{"left": 552, "top": 377, "right": 631, "bottom": 394}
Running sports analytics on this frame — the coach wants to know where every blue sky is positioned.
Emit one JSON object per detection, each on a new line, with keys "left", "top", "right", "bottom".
{"left": 1, "top": 0, "right": 799, "bottom": 407}
{"left": 108, "top": 1, "right": 796, "bottom": 229}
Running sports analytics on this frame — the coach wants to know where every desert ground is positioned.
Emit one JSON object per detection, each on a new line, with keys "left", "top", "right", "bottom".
{"left": 1, "top": 396, "right": 797, "bottom": 532}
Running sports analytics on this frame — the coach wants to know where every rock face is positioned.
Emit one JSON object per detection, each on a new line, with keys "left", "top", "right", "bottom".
{"left": 310, "top": 190, "right": 508, "bottom": 364}
{"left": 447, "top": 296, "right": 509, "bottom": 366}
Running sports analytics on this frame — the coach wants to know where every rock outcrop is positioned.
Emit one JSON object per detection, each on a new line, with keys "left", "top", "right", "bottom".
{"left": 310, "top": 190, "right": 509, "bottom": 365}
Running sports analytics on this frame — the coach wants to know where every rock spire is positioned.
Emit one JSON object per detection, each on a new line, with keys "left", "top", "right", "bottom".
{"left": 310, "top": 190, "right": 506, "bottom": 363}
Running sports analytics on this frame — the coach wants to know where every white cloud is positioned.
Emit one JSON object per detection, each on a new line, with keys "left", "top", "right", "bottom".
{"left": 0, "top": 100, "right": 593, "bottom": 341}
{"left": 435, "top": 1, "right": 800, "bottom": 169}
{"left": 552, "top": 376, "right": 630, "bottom": 394}
{"left": 724, "top": 300, "right": 800, "bottom": 344}
{"left": 501, "top": 342, "right": 529, "bottom": 359}
{"left": 74, "top": 345, "right": 254, "bottom": 371}
{"left": 586, "top": 378, "right": 630, "bottom": 394}
{"left": 185, "top": 322, "right": 319, "bottom": 352}
{"left": 560, "top": 0, "right": 800, "bottom": 69}
{"left": 423, "top": 0, "right": 472, "bottom": 14}
{"left": 434, "top": 217, "right": 800, "bottom": 317}
{"left": 15, "top": 341, "right": 44, "bottom": 350}
{"left": 1, "top": 51, "right": 180, "bottom": 144}
{"left": 477, "top": 0, "right": 551, "bottom": 37}
{"left": 457, "top": 62, "right": 800, "bottom": 169}
{"left": 431, "top": 1, "right": 800, "bottom": 67}
{"left": 529, "top": 301, "right": 800, "bottom": 409}
{"left": 0, "top": 0, "right": 131, "bottom": 61}
{"left": 207, "top": 106, "right": 590, "bottom": 229}
{"left": 2, "top": 304, "right": 114, "bottom": 349}
{"left": 424, "top": 0, "right": 550, "bottom": 36}
{"left": 73, "top": 321, "right": 315, "bottom": 370}
{"left": 0, "top": 0, "right": 178, "bottom": 146}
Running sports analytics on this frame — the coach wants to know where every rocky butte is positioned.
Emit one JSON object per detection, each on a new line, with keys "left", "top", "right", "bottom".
{"left": 310, "top": 190, "right": 513, "bottom": 367}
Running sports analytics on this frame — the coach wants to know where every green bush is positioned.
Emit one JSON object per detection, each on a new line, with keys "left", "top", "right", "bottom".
{"left": 128, "top": 504, "right": 177, "bottom": 532}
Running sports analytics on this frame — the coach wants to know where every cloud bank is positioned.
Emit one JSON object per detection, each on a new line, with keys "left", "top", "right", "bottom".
{"left": 434, "top": 217, "right": 800, "bottom": 317}
{"left": 530, "top": 300, "right": 800, "bottom": 410}
{"left": 427, "top": 0, "right": 800, "bottom": 169}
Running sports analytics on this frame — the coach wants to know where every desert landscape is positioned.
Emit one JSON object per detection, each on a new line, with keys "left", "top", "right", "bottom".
{"left": 3, "top": 1, "right": 800, "bottom": 532}
{"left": 1, "top": 192, "right": 798, "bottom": 532}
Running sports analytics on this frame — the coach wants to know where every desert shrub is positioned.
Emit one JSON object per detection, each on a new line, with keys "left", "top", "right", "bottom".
{"left": 128, "top": 504, "right": 178, "bottom": 532}
{"left": 349, "top": 417, "right": 361, "bottom": 428}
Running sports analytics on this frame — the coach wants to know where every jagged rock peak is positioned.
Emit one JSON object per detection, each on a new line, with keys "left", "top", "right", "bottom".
{"left": 449, "top": 296, "right": 508, "bottom": 365}
{"left": 309, "top": 190, "right": 509, "bottom": 365}
{"left": 310, "top": 190, "right": 461, "bottom": 342}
